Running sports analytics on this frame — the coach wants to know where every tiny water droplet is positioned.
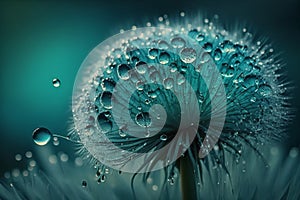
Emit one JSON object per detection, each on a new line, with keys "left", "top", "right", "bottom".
{"left": 32, "top": 127, "right": 52, "bottom": 146}
{"left": 52, "top": 78, "right": 61, "bottom": 88}
{"left": 160, "top": 134, "right": 167, "bottom": 141}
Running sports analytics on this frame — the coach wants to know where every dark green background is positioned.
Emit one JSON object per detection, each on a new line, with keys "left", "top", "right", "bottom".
{"left": 0, "top": 0, "right": 299, "bottom": 175}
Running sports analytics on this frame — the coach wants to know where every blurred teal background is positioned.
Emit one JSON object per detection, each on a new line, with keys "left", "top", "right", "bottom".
{"left": 0, "top": 0, "right": 299, "bottom": 175}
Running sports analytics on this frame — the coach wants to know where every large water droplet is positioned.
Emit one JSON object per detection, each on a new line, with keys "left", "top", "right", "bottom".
{"left": 158, "top": 40, "right": 169, "bottom": 50}
{"left": 180, "top": 48, "right": 196, "bottom": 63}
{"left": 136, "top": 112, "right": 151, "bottom": 127}
{"left": 159, "top": 52, "right": 170, "bottom": 64}
{"left": 97, "top": 112, "right": 112, "bottom": 133}
{"left": 52, "top": 78, "right": 61, "bottom": 88}
{"left": 101, "top": 79, "right": 115, "bottom": 91}
{"left": 32, "top": 127, "right": 52, "bottom": 146}
{"left": 100, "top": 91, "right": 112, "bottom": 109}
{"left": 171, "top": 37, "right": 186, "bottom": 48}
{"left": 117, "top": 64, "right": 131, "bottom": 80}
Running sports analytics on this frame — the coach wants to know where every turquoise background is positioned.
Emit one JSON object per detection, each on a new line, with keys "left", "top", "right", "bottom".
{"left": 0, "top": 0, "right": 299, "bottom": 174}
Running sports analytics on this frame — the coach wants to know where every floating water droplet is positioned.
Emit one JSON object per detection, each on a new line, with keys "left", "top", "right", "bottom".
{"left": 32, "top": 127, "right": 52, "bottom": 146}
{"left": 98, "top": 175, "right": 106, "bottom": 183}
{"left": 136, "top": 112, "right": 151, "bottom": 127}
{"left": 159, "top": 52, "right": 170, "bottom": 64}
{"left": 15, "top": 154, "right": 22, "bottom": 161}
{"left": 163, "top": 78, "right": 174, "bottom": 89}
{"left": 117, "top": 64, "right": 131, "bottom": 80}
{"left": 160, "top": 134, "right": 167, "bottom": 141}
{"left": 100, "top": 91, "right": 112, "bottom": 109}
{"left": 52, "top": 78, "right": 61, "bottom": 88}
{"left": 180, "top": 48, "right": 196, "bottom": 63}
{"left": 171, "top": 37, "right": 186, "bottom": 48}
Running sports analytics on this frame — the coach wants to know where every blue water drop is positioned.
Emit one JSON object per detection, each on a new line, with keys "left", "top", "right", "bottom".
{"left": 32, "top": 127, "right": 52, "bottom": 146}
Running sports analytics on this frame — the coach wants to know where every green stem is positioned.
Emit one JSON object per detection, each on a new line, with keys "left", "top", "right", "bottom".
{"left": 180, "top": 156, "right": 197, "bottom": 200}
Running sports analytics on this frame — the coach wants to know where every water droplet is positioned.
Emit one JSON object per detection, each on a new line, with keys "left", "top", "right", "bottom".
{"left": 163, "top": 78, "right": 174, "bottom": 89}
{"left": 148, "top": 48, "right": 159, "bottom": 59}
{"left": 250, "top": 97, "right": 256, "bottom": 102}
{"left": 180, "top": 48, "right": 196, "bottom": 63}
{"left": 98, "top": 175, "right": 106, "bottom": 183}
{"left": 135, "top": 61, "right": 148, "bottom": 74}
{"left": 159, "top": 52, "right": 170, "bottom": 64}
{"left": 32, "top": 127, "right": 52, "bottom": 146}
{"left": 100, "top": 91, "right": 112, "bottom": 109}
{"left": 52, "top": 78, "right": 61, "bottom": 88}
{"left": 160, "top": 134, "right": 167, "bottom": 141}
{"left": 203, "top": 42, "right": 213, "bottom": 52}
{"left": 158, "top": 40, "right": 169, "bottom": 50}
{"left": 177, "top": 74, "right": 185, "bottom": 85}
{"left": 213, "top": 48, "right": 222, "bottom": 61}
{"left": 171, "top": 37, "right": 186, "bottom": 48}
{"left": 82, "top": 180, "right": 87, "bottom": 187}
{"left": 196, "top": 34, "right": 205, "bottom": 42}
{"left": 101, "top": 79, "right": 115, "bottom": 91}
{"left": 117, "top": 64, "right": 131, "bottom": 80}
{"left": 258, "top": 84, "right": 272, "bottom": 97}
{"left": 136, "top": 112, "right": 151, "bottom": 127}
{"left": 220, "top": 63, "right": 234, "bottom": 78}
{"left": 97, "top": 112, "right": 112, "bottom": 133}
{"left": 136, "top": 81, "right": 144, "bottom": 91}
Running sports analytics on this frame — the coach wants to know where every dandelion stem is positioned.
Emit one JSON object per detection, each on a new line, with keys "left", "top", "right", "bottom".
{"left": 180, "top": 155, "right": 197, "bottom": 200}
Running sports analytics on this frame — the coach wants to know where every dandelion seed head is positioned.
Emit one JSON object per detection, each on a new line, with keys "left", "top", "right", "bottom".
{"left": 71, "top": 14, "right": 292, "bottom": 177}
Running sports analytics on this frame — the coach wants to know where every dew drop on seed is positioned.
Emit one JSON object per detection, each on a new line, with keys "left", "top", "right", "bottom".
{"left": 258, "top": 84, "right": 272, "bottom": 97}
{"left": 136, "top": 112, "right": 152, "bottom": 127}
{"left": 180, "top": 48, "right": 196, "bottom": 63}
{"left": 32, "top": 127, "right": 52, "bottom": 146}
{"left": 52, "top": 78, "right": 61, "bottom": 88}
{"left": 148, "top": 48, "right": 159, "bottom": 59}
{"left": 213, "top": 48, "right": 222, "bottom": 61}
{"left": 100, "top": 91, "right": 112, "bottom": 109}
{"left": 163, "top": 78, "right": 174, "bottom": 89}
{"left": 160, "top": 134, "right": 167, "bottom": 141}
{"left": 117, "top": 64, "right": 131, "bottom": 80}
{"left": 97, "top": 113, "right": 112, "bottom": 133}
{"left": 171, "top": 37, "right": 186, "bottom": 48}
{"left": 159, "top": 52, "right": 170, "bottom": 64}
{"left": 135, "top": 61, "right": 148, "bottom": 74}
